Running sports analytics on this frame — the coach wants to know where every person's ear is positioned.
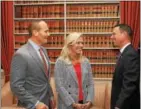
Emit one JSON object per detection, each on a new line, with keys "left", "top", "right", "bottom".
{"left": 32, "top": 30, "right": 38, "bottom": 36}
{"left": 122, "top": 31, "right": 128, "bottom": 37}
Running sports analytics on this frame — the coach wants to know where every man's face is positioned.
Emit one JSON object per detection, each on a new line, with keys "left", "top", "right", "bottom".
{"left": 36, "top": 22, "right": 50, "bottom": 45}
{"left": 111, "top": 27, "right": 125, "bottom": 47}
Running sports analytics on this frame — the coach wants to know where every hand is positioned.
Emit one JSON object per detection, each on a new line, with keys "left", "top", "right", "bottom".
{"left": 83, "top": 102, "right": 92, "bottom": 109}
{"left": 115, "top": 107, "right": 120, "bottom": 109}
{"left": 36, "top": 102, "right": 49, "bottom": 109}
{"left": 72, "top": 103, "right": 84, "bottom": 109}
{"left": 50, "top": 98, "right": 56, "bottom": 109}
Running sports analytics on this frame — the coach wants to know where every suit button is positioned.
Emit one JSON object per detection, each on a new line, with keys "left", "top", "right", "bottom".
{"left": 69, "top": 85, "right": 71, "bottom": 87}
{"left": 69, "top": 92, "right": 71, "bottom": 94}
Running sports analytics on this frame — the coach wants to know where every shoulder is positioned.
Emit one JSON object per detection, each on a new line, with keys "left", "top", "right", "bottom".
{"left": 123, "top": 45, "right": 139, "bottom": 58}
{"left": 14, "top": 44, "right": 28, "bottom": 57}
{"left": 82, "top": 57, "right": 90, "bottom": 64}
{"left": 55, "top": 57, "right": 66, "bottom": 65}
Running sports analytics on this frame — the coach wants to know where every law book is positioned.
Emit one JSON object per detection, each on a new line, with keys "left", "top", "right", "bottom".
{"left": 15, "top": 21, "right": 19, "bottom": 33}
{"left": 15, "top": 6, "right": 22, "bottom": 18}
{"left": 22, "top": 6, "right": 27, "bottom": 18}
{"left": 15, "top": 36, "right": 26, "bottom": 44}
{"left": 42, "top": 6, "right": 46, "bottom": 18}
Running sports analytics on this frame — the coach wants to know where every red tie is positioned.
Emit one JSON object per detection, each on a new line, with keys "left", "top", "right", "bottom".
{"left": 39, "top": 48, "right": 48, "bottom": 77}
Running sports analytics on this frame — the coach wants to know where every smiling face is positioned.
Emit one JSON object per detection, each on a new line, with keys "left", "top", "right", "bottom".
{"left": 37, "top": 21, "right": 50, "bottom": 45}
{"left": 32, "top": 21, "right": 50, "bottom": 45}
{"left": 69, "top": 36, "right": 84, "bottom": 56}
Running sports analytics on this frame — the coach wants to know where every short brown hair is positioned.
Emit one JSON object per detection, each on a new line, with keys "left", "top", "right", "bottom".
{"left": 28, "top": 21, "right": 42, "bottom": 36}
{"left": 114, "top": 24, "right": 133, "bottom": 39}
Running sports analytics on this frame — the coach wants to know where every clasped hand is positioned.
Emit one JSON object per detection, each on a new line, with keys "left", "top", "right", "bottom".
{"left": 73, "top": 102, "right": 91, "bottom": 109}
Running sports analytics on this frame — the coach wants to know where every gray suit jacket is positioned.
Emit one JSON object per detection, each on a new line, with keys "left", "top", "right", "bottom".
{"left": 10, "top": 42, "right": 53, "bottom": 109}
{"left": 54, "top": 58, "right": 94, "bottom": 109}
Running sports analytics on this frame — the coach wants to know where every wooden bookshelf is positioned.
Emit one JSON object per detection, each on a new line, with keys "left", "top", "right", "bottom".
{"left": 14, "top": 1, "right": 120, "bottom": 79}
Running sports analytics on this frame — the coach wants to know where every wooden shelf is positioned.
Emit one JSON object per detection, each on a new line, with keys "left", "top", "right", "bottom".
{"left": 67, "top": 32, "right": 113, "bottom": 35}
{"left": 14, "top": 17, "right": 120, "bottom": 20}
{"left": 66, "top": 1, "right": 119, "bottom": 4}
{"left": 91, "top": 63, "right": 116, "bottom": 65}
{"left": 45, "top": 47, "right": 62, "bottom": 50}
{"left": 94, "top": 78, "right": 112, "bottom": 81}
{"left": 14, "top": 32, "right": 112, "bottom": 35}
{"left": 66, "top": 17, "right": 120, "bottom": 20}
{"left": 14, "top": 18, "right": 64, "bottom": 21}
{"left": 14, "top": 2, "right": 64, "bottom": 6}
{"left": 83, "top": 47, "right": 119, "bottom": 50}
{"left": 14, "top": 33, "right": 64, "bottom": 35}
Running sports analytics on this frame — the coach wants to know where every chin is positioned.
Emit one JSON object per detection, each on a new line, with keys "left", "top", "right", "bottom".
{"left": 43, "top": 40, "right": 47, "bottom": 43}
{"left": 76, "top": 51, "right": 82, "bottom": 55}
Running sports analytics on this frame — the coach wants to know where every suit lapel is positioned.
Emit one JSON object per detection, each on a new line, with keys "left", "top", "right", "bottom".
{"left": 27, "top": 42, "right": 48, "bottom": 78}
{"left": 122, "top": 44, "right": 132, "bottom": 55}
{"left": 41, "top": 47, "right": 50, "bottom": 72}
{"left": 41, "top": 47, "right": 51, "bottom": 78}
{"left": 67, "top": 64, "right": 78, "bottom": 85}
{"left": 67, "top": 61, "right": 85, "bottom": 85}
{"left": 81, "top": 62, "right": 85, "bottom": 84}
{"left": 114, "top": 44, "right": 131, "bottom": 74}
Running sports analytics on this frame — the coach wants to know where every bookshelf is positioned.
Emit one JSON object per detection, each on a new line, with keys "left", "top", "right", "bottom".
{"left": 14, "top": 1, "right": 120, "bottom": 79}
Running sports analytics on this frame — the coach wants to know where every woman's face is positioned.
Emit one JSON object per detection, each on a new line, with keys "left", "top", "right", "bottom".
{"left": 69, "top": 37, "right": 84, "bottom": 55}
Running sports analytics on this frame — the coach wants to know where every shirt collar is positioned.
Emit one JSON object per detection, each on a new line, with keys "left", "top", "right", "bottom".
{"left": 28, "top": 39, "right": 40, "bottom": 51}
{"left": 120, "top": 43, "right": 131, "bottom": 53}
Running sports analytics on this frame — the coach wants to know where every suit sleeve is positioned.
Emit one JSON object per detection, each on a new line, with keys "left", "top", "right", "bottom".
{"left": 54, "top": 59, "right": 75, "bottom": 107}
{"left": 115, "top": 52, "right": 140, "bottom": 108}
{"left": 10, "top": 53, "right": 38, "bottom": 109}
{"left": 86, "top": 60, "right": 94, "bottom": 104}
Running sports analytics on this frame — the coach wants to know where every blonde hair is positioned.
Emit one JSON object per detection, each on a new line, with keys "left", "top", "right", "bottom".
{"left": 59, "top": 32, "right": 85, "bottom": 64}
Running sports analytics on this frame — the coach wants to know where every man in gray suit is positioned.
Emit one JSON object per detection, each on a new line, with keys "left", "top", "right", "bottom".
{"left": 10, "top": 21, "right": 54, "bottom": 109}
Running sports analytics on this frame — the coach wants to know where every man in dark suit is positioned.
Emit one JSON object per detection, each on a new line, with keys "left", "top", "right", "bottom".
{"left": 10, "top": 21, "right": 55, "bottom": 109}
{"left": 110, "top": 24, "right": 140, "bottom": 109}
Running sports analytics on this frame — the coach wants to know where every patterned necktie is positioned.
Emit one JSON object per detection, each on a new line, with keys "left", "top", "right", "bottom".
{"left": 39, "top": 48, "right": 48, "bottom": 77}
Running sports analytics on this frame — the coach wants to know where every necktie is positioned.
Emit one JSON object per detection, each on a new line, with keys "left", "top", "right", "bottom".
{"left": 117, "top": 52, "right": 121, "bottom": 61}
{"left": 39, "top": 48, "right": 48, "bottom": 77}
{"left": 116, "top": 52, "right": 122, "bottom": 66}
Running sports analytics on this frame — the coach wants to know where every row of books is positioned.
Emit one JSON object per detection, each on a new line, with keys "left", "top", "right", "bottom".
{"left": 48, "top": 50, "right": 61, "bottom": 62}
{"left": 92, "top": 65, "right": 115, "bottom": 78}
{"left": 15, "top": 36, "right": 28, "bottom": 44}
{"left": 15, "top": 35, "right": 117, "bottom": 48}
{"left": 67, "top": 4, "right": 119, "bottom": 17}
{"left": 43, "top": 35, "right": 64, "bottom": 47}
{"left": 43, "top": 35, "right": 116, "bottom": 48}
{"left": 15, "top": 5, "right": 64, "bottom": 18}
{"left": 83, "top": 50, "right": 119, "bottom": 63}
{"left": 15, "top": 20, "right": 118, "bottom": 33}
{"left": 83, "top": 35, "right": 117, "bottom": 47}
{"left": 66, "top": 20, "right": 118, "bottom": 32}
{"left": 15, "top": 1, "right": 62, "bottom": 4}
{"left": 15, "top": 21, "right": 64, "bottom": 33}
{"left": 15, "top": 35, "right": 64, "bottom": 48}
{"left": 47, "top": 49, "right": 119, "bottom": 63}
{"left": 15, "top": 4, "right": 119, "bottom": 18}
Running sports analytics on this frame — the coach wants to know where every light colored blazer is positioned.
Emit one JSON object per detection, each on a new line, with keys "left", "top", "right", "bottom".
{"left": 10, "top": 42, "right": 53, "bottom": 109}
{"left": 54, "top": 58, "right": 94, "bottom": 109}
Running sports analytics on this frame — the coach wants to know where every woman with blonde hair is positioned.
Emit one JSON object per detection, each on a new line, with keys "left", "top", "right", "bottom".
{"left": 54, "top": 32, "right": 94, "bottom": 109}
